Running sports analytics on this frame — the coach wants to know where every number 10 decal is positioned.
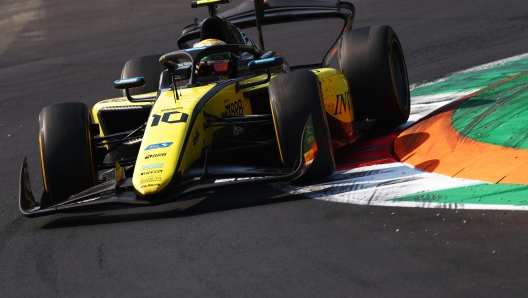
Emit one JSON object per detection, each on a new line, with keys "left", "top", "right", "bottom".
{"left": 151, "top": 111, "right": 189, "bottom": 126}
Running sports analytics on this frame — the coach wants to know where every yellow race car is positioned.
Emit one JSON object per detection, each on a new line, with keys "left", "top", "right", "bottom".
{"left": 20, "top": 0, "right": 410, "bottom": 217}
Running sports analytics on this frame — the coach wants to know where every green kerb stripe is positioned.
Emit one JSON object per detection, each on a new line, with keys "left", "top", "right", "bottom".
{"left": 452, "top": 73, "right": 528, "bottom": 149}
{"left": 411, "top": 57, "right": 528, "bottom": 97}
{"left": 392, "top": 183, "right": 528, "bottom": 206}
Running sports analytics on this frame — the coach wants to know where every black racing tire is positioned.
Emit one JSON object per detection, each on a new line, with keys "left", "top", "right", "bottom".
{"left": 338, "top": 25, "right": 410, "bottom": 127}
{"left": 121, "top": 55, "right": 165, "bottom": 96}
{"left": 39, "top": 102, "right": 96, "bottom": 205}
{"left": 269, "top": 71, "right": 335, "bottom": 183}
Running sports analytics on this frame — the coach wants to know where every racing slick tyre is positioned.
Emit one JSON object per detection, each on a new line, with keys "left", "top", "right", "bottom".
{"left": 269, "top": 71, "right": 335, "bottom": 183}
{"left": 39, "top": 102, "right": 96, "bottom": 206}
{"left": 338, "top": 25, "right": 410, "bottom": 127}
{"left": 121, "top": 55, "right": 165, "bottom": 96}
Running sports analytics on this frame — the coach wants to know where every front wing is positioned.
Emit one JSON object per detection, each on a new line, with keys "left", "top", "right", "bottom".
{"left": 19, "top": 119, "right": 313, "bottom": 218}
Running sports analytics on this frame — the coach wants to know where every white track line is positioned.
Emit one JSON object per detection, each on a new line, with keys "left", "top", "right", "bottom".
{"left": 273, "top": 163, "right": 483, "bottom": 206}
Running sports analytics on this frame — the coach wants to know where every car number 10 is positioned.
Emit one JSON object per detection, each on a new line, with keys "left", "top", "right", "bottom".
{"left": 151, "top": 111, "right": 189, "bottom": 126}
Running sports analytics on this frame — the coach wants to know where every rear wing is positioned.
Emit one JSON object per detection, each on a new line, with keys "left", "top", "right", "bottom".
{"left": 178, "top": 0, "right": 355, "bottom": 67}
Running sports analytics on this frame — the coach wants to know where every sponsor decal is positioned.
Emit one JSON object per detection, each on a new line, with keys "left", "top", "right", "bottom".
{"left": 140, "top": 183, "right": 162, "bottom": 188}
{"left": 304, "top": 149, "right": 315, "bottom": 166}
{"left": 215, "top": 177, "right": 263, "bottom": 183}
{"left": 224, "top": 99, "right": 243, "bottom": 116}
{"left": 303, "top": 114, "right": 318, "bottom": 166}
{"left": 161, "top": 107, "right": 182, "bottom": 112}
{"left": 141, "top": 170, "right": 163, "bottom": 176}
{"left": 145, "top": 153, "right": 167, "bottom": 159}
{"left": 145, "top": 142, "right": 173, "bottom": 151}
{"left": 120, "top": 77, "right": 142, "bottom": 84}
{"left": 141, "top": 176, "right": 162, "bottom": 183}
{"left": 233, "top": 126, "right": 243, "bottom": 136}
{"left": 333, "top": 91, "right": 352, "bottom": 115}
{"left": 141, "top": 163, "right": 164, "bottom": 170}
{"left": 253, "top": 57, "right": 277, "bottom": 64}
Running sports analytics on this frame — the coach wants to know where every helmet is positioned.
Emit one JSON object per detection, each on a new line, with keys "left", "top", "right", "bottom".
{"left": 193, "top": 39, "right": 231, "bottom": 83}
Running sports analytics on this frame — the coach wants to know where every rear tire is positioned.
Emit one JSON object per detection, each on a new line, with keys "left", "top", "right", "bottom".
{"left": 338, "top": 25, "right": 410, "bottom": 127}
{"left": 269, "top": 71, "right": 335, "bottom": 183}
{"left": 121, "top": 55, "right": 165, "bottom": 96}
{"left": 39, "top": 103, "right": 96, "bottom": 205}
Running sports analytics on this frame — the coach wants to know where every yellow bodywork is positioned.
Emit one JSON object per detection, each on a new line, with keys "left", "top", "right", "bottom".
{"left": 313, "top": 68, "right": 354, "bottom": 125}
{"left": 93, "top": 78, "right": 257, "bottom": 195}
{"left": 92, "top": 68, "right": 353, "bottom": 196}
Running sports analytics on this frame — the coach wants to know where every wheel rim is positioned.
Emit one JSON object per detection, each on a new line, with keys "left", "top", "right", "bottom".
{"left": 391, "top": 39, "right": 410, "bottom": 110}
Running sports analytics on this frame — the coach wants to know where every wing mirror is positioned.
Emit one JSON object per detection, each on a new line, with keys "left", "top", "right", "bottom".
{"left": 235, "top": 57, "right": 284, "bottom": 92}
{"left": 113, "top": 63, "right": 191, "bottom": 102}
{"left": 114, "top": 77, "right": 156, "bottom": 102}
{"left": 114, "top": 77, "right": 145, "bottom": 89}
{"left": 247, "top": 57, "right": 284, "bottom": 71}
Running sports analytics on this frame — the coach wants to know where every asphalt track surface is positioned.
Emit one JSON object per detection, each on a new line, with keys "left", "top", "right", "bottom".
{"left": 1, "top": 0, "right": 528, "bottom": 296}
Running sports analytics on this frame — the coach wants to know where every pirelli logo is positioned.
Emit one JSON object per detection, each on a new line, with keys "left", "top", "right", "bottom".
{"left": 145, "top": 153, "right": 167, "bottom": 159}
{"left": 141, "top": 170, "right": 163, "bottom": 176}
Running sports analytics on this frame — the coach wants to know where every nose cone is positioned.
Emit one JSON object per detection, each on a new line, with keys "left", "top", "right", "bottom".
{"left": 132, "top": 84, "right": 214, "bottom": 196}
{"left": 132, "top": 111, "right": 191, "bottom": 196}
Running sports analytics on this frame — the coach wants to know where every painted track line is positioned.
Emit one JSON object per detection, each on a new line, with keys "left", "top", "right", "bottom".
{"left": 273, "top": 163, "right": 482, "bottom": 207}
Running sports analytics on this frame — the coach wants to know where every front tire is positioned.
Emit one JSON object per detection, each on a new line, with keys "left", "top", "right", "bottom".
{"left": 269, "top": 71, "right": 335, "bottom": 183}
{"left": 338, "top": 25, "right": 410, "bottom": 127}
{"left": 39, "top": 103, "right": 96, "bottom": 205}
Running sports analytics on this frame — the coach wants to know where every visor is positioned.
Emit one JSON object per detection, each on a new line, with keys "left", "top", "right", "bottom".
{"left": 198, "top": 60, "right": 229, "bottom": 76}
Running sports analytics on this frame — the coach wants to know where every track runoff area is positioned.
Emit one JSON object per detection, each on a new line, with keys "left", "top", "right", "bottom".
{"left": 273, "top": 53, "right": 528, "bottom": 211}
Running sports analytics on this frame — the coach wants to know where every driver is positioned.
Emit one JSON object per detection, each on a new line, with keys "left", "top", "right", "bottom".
{"left": 193, "top": 39, "right": 232, "bottom": 84}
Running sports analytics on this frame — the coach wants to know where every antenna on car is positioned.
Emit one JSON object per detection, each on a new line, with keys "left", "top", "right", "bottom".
{"left": 253, "top": 0, "right": 266, "bottom": 51}
{"left": 171, "top": 75, "right": 179, "bottom": 101}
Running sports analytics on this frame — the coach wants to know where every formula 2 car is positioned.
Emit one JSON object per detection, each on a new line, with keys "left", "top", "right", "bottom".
{"left": 19, "top": 0, "right": 410, "bottom": 217}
